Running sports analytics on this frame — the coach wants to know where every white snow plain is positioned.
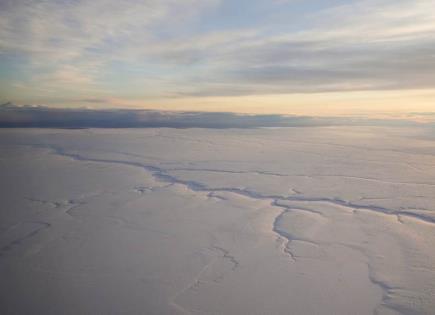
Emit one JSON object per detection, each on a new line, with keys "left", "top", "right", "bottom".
{"left": 0, "top": 126, "right": 435, "bottom": 315}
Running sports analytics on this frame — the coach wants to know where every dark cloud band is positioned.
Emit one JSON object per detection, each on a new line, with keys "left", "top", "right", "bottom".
{"left": 0, "top": 103, "right": 421, "bottom": 129}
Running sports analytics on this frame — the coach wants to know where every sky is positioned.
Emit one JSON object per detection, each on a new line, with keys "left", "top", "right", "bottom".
{"left": 1, "top": 0, "right": 435, "bottom": 117}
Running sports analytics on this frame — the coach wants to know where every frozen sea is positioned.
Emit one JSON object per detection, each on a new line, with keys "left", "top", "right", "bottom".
{"left": 1, "top": 126, "right": 435, "bottom": 314}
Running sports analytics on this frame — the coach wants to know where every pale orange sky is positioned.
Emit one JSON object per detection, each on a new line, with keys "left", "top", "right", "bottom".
{"left": 62, "top": 89, "right": 434, "bottom": 121}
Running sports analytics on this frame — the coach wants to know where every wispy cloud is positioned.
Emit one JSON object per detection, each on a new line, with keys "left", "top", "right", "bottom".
{"left": 1, "top": 0, "right": 435, "bottom": 104}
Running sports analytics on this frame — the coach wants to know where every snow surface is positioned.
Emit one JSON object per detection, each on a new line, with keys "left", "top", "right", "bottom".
{"left": 0, "top": 126, "right": 434, "bottom": 314}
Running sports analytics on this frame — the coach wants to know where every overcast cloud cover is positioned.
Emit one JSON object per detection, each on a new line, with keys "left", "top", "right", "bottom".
{"left": 1, "top": 0, "right": 435, "bottom": 107}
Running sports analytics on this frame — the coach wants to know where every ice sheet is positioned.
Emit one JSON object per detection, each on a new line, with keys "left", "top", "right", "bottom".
{"left": 0, "top": 126, "right": 434, "bottom": 314}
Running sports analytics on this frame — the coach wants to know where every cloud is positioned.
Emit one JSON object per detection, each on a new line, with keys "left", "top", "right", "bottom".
{"left": 174, "top": 0, "right": 435, "bottom": 96}
{"left": 1, "top": 0, "right": 435, "bottom": 101}
{"left": 0, "top": 103, "right": 422, "bottom": 128}
{"left": 0, "top": 0, "right": 219, "bottom": 92}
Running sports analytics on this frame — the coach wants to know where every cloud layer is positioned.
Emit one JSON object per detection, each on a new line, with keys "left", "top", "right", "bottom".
{"left": 0, "top": 102, "right": 422, "bottom": 128}
{"left": 1, "top": 0, "right": 435, "bottom": 106}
